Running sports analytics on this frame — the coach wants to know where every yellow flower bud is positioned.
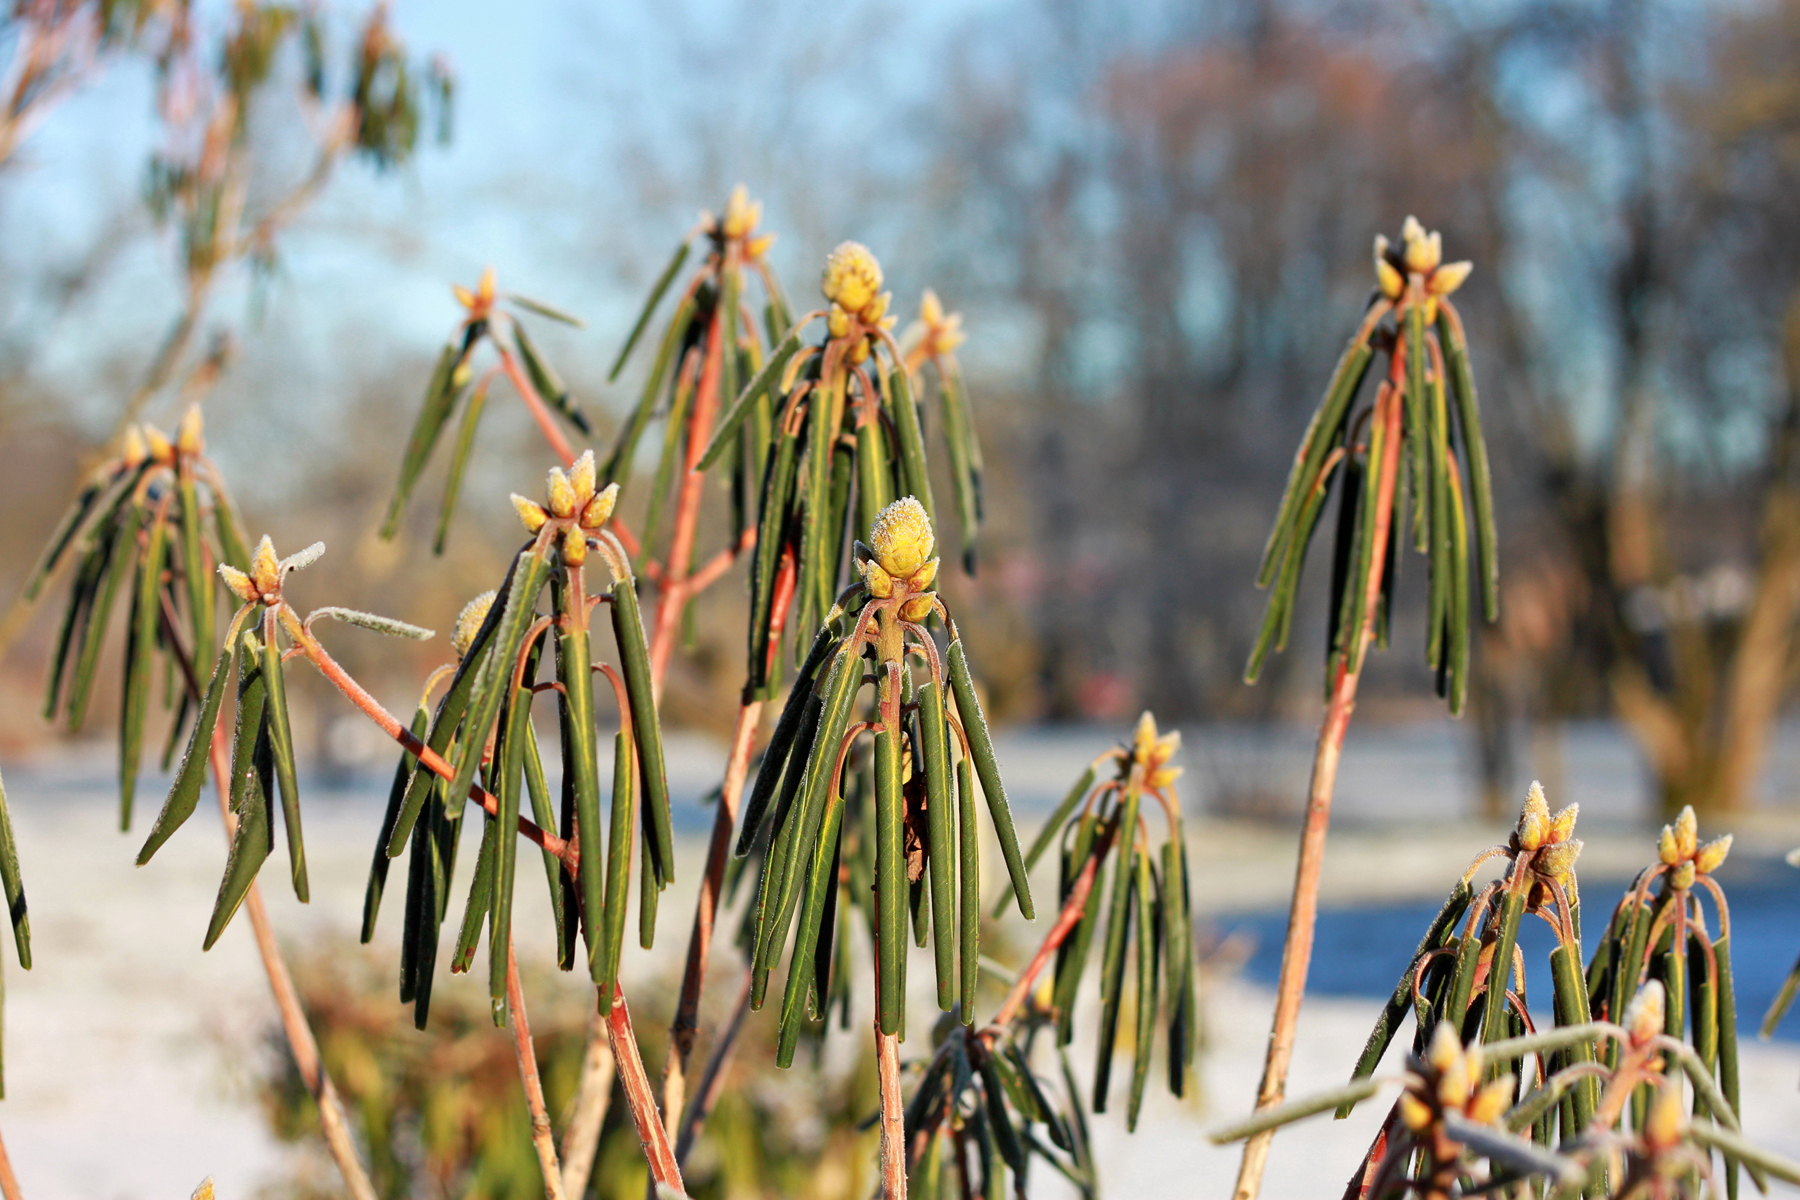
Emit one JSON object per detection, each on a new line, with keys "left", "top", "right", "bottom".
{"left": 1427, "top": 1021, "right": 1463, "bottom": 1073}
{"left": 1517, "top": 780, "right": 1551, "bottom": 851}
{"left": 219, "top": 564, "right": 255, "bottom": 603}
{"left": 1548, "top": 803, "right": 1579, "bottom": 845}
{"left": 1149, "top": 763, "right": 1184, "bottom": 791}
{"left": 865, "top": 291, "right": 890, "bottom": 324}
{"left": 1428, "top": 261, "right": 1473, "bottom": 297}
{"left": 569, "top": 449, "right": 597, "bottom": 507}
{"left": 827, "top": 305, "right": 851, "bottom": 339}
{"left": 177, "top": 403, "right": 205, "bottom": 455}
{"left": 1405, "top": 229, "right": 1442, "bottom": 274}
{"left": 1467, "top": 1077, "right": 1513, "bottom": 1126}
{"left": 1436, "top": 1051, "right": 1473, "bottom": 1109}
{"left": 477, "top": 266, "right": 497, "bottom": 305}
{"left": 921, "top": 288, "right": 945, "bottom": 326}
{"left": 1375, "top": 233, "right": 1404, "bottom": 300}
{"left": 848, "top": 337, "right": 871, "bottom": 365}
{"left": 580, "top": 482, "right": 619, "bottom": 530}
{"left": 1398, "top": 1091, "right": 1434, "bottom": 1132}
{"left": 1658, "top": 824, "right": 1681, "bottom": 866}
{"left": 1695, "top": 834, "right": 1732, "bottom": 875}
{"left": 249, "top": 536, "right": 280, "bottom": 598}
{"left": 512, "top": 493, "right": 550, "bottom": 533}
{"left": 1673, "top": 805, "right": 1698, "bottom": 861}
{"left": 722, "top": 185, "right": 755, "bottom": 239}
{"left": 452, "top": 283, "right": 477, "bottom": 309}
{"left": 1400, "top": 215, "right": 1425, "bottom": 249}
{"left": 909, "top": 557, "right": 940, "bottom": 592}
{"left": 452, "top": 591, "right": 497, "bottom": 658}
{"left": 746, "top": 234, "right": 776, "bottom": 260}
{"left": 121, "top": 425, "right": 148, "bottom": 468}
{"left": 822, "top": 241, "right": 882, "bottom": 316}
{"left": 869, "top": 496, "right": 934, "bottom": 578}
{"left": 144, "top": 424, "right": 174, "bottom": 463}
{"left": 1535, "top": 838, "right": 1582, "bottom": 882}
{"left": 1670, "top": 861, "right": 1695, "bottom": 891}
{"left": 862, "top": 559, "right": 895, "bottom": 599}
{"left": 1644, "top": 1079, "right": 1686, "bottom": 1149}
{"left": 546, "top": 467, "right": 576, "bottom": 518}
{"left": 562, "top": 524, "right": 588, "bottom": 566}
{"left": 899, "top": 593, "right": 935, "bottom": 623}
{"left": 1624, "top": 981, "right": 1665, "bottom": 1046}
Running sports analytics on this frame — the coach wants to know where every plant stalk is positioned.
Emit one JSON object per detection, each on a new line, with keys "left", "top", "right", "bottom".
{"left": 506, "top": 942, "right": 567, "bottom": 1200}
{"left": 608, "top": 987, "right": 685, "bottom": 1193}
{"left": 558, "top": 1004, "right": 616, "bottom": 1199}
{"left": 1234, "top": 378, "right": 1403, "bottom": 1200}
{"left": 877, "top": 1022, "right": 908, "bottom": 1200}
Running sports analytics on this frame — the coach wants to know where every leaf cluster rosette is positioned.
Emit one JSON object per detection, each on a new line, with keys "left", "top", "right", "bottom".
{"left": 735, "top": 497, "right": 1030, "bottom": 1061}
{"left": 1247, "top": 216, "right": 1497, "bottom": 712}
{"left": 699, "top": 243, "right": 992, "bottom": 697}
{"left": 382, "top": 266, "right": 591, "bottom": 552}
{"left": 33, "top": 406, "right": 253, "bottom": 829}
{"left": 364, "top": 452, "right": 671, "bottom": 1026}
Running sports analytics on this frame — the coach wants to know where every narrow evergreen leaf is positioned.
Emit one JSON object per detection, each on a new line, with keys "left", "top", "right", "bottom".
{"left": 139, "top": 606, "right": 251, "bottom": 864}
{"left": 608, "top": 239, "right": 691, "bottom": 381}
{"left": 948, "top": 638, "right": 1031, "bottom": 918}
{"left": 432, "top": 377, "right": 489, "bottom": 555}
{"left": 380, "top": 340, "right": 464, "bottom": 539}
{"left": 260, "top": 613, "right": 308, "bottom": 903}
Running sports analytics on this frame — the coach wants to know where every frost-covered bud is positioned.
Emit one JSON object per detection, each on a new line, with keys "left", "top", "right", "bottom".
{"left": 861, "top": 558, "right": 895, "bottom": 599}
{"left": 1535, "top": 838, "right": 1582, "bottom": 882}
{"left": 562, "top": 523, "right": 588, "bottom": 566}
{"left": 746, "top": 233, "right": 776, "bottom": 260}
{"left": 1672, "top": 805, "right": 1698, "bottom": 861}
{"left": 827, "top": 305, "right": 852, "bottom": 339}
{"left": 219, "top": 564, "right": 255, "bottom": 603}
{"left": 1548, "top": 803, "right": 1579, "bottom": 845}
{"left": 568, "top": 449, "right": 597, "bottom": 507}
{"left": 1428, "top": 261, "right": 1473, "bottom": 297}
{"left": 1405, "top": 228, "right": 1442, "bottom": 274}
{"left": 1670, "top": 861, "right": 1696, "bottom": 891}
{"left": 513, "top": 493, "right": 549, "bottom": 533}
{"left": 249, "top": 536, "right": 281, "bottom": 598}
{"left": 1467, "top": 1078, "right": 1512, "bottom": 1126}
{"left": 822, "top": 241, "right": 883, "bottom": 316}
{"left": 452, "top": 591, "right": 496, "bottom": 659}
{"left": 909, "top": 557, "right": 940, "bottom": 592}
{"left": 1517, "top": 780, "right": 1551, "bottom": 851}
{"left": 1398, "top": 1091, "right": 1434, "bottom": 1132}
{"left": 721, "top": 185, "right": 761, "bottom": 240}
{"left": 1624, "top": 981, "right": 1665, "bottom": 1047}
{"left": 546, "top": 468, "right": 577, "bottom": 519}
{"left": 1644, "top": 1079, "right": 1687, "bottom": 1150}
{"left": 1696, "top": 834, "right": 1732, "bottom": 875}
{"left": 579, "top": 482, "right": 619, "bottom": 530}
{"left": 1658, "top": 824, "right": 1681, "bottom": 866}
{"left": 870, "top": 496, "right": 934, "bottom": 578}
{"left": 899, "top": 593, "right": 935, "bottom": 623}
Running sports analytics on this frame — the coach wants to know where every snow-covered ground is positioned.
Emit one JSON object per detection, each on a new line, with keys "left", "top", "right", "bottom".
{"left": 1, "top": 721, "right": 1798, "bottom": 1198}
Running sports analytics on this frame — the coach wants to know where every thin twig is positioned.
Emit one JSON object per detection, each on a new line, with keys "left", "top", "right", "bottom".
{"left": 661, "top": 696, "right": 763, "bottom": 1135}
{"left": 674, "top": 971, "right": 753, "bottom": 1164}
{"left": 558, "top": 1005, "right": 617, "bottom": 1199}
{"left": 506, "top": 942, "right": 567, "bottom": 1200}
{"left": 1234, "top": 375, "right": 1404, "bottom": 1200}
{"left": 0, "top": 1119, "right": 22, "bottom": 1200}
{"left": 608, "top": 988, "right": 685, "bottom": 1193}
{"left": 876, "top": 1024, "right": 908, "bottom": 1200}
{"left": 988, "top": 846, "right": 1106, "bottom": 1030}
{"left": 496, "top": 343, "right": 578, "bottom": 468}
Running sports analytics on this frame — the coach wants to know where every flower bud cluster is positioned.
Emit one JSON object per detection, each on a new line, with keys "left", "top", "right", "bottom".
{"left": 912, "top": 289, "right": 967, "bottom": 359}
{"left": 510, "top": 450, "right": 619, "bottom": 567}
{"left": 822, "top": 241, "right": 896, "bottom": 364}
{"left": 219, "top": 535, "right": 324, "bottom": 606}
{"left": 1655, "top": 805, "right": 1731, "bottom": 891}
{"left": 1127, "top": 710, "right": 1183, "bottom": 792}
{"left": 1514, "top": 780, "right": 1583, "bottom": 884}
{"left": 1397, "top": 1022, "right": 1513, "bottom": 1136}
{"left": 715, "top": 185, "right": 776, "bottom": 261}
{"left": 1373, "top": 216, "right": 1473, "bottom": 317}
{"left": 122, "top": 403, "right": 205, "bottom": 469}
{"left": 856, "top": 496, "right": 939, "bottom": 622}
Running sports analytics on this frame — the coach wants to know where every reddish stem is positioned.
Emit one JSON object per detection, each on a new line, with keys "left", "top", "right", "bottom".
{"left": 1234, "top": 364, "right": 1404, "bottom": 1200}
{"left": 876, "top": 1023, "right": 908, "bottom": 1200}
{"left": 506, "top": 942, "right": 567, "bottom": 1200}
{"left": 497, "top": 343, "right": 578, "bottom": 468}
{"left": 608, "top": 988, "right": 685, "bottom": 1192}
{"left": 989, "top": 847, "right": 1105, "bottom": 1029}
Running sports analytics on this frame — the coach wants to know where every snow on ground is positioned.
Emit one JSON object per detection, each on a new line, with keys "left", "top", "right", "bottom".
{"left": 0, "top": 721, "right": 1798, "bottom": 1198}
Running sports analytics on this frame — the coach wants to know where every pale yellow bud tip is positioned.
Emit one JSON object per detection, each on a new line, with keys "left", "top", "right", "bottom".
{"left": 869, "top": 496, "right": 934, "bottom": 578}
{"left": 1398, "top": 1091, "right": 1434, "bottom": 1132}
{"left": 1625, "top": 980, "right": 1666, "bottom": 1045}
{"left": 1671, "top": 861, "right": 1696, "bottom": 891}
{"left": 569, "top": 450, "right": 597, "bottom": 506}
{"left": 1427, "top": 1020, "right": 1463, "bottom": 1072}
{"left": 1549, "top": 803, "right": 1579, "bottom": 844}
{"left": 452, "top": 591, "right": 496, "bottom": 658}
{"left": 580, "top": 482, "right": 619, "bottom": 530}
{"left": 1659, "top": 824, "right": 1681, "bottom": 866}
{"left": 921, "top": 288, "right": 944, "bottom": 325}
{"left": 822, "top": 241, "right": 883, "bottom": 317}
{"left": 249, "top": 536, "right": 280, "bottom": 597}
{"left": 1674, "top": 805, "right": 1698, "bottom": 860}
{"left": 512, "top": 493, "right": 549, "bottom": 533}
{"left": 1429, "top": 261, "right": 1473, "bottom": 297}
{"left": 144, "top": 424, "right": 174, "bottom": 462}
{"left": 1468, "top": 1078, "right": 1512, "bottom": 1126}
{"left": 219, "top": 564, "right": 254, "bottom": 603}
{"left": 1695, "top": 834, "right": 1732, "bottom": 875}
{"left": 1535, "top": 838, "right": 1582, "bottom": 882}
{"left": 177, "top": 403, "right": 204, "bottom": 454}
{"left": 562, "top": 523, "right": 588, "bottom": 566}
{"left": 121, "top": 425, "right": 148, "bottom": 467}
{"left": 546, "top": 467, "right": 576, "bottom": 519}
{"left": 1645, "top": 1080, "right": 1687, "bottom": 1148}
